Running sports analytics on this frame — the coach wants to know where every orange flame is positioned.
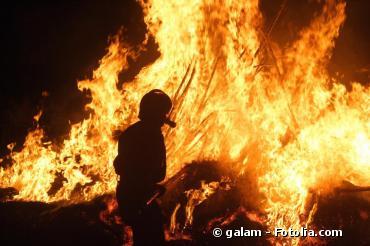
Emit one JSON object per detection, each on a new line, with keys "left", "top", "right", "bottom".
{"left": 184, "top": 180, "right": 223, "bottom": 227}
{"left": 0, "top": 0, "right": 369, "bottom": 245}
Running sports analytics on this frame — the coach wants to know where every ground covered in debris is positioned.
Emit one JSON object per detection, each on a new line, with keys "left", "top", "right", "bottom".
{"left": 0, "top": 163, "right": 369, "bottom": 246}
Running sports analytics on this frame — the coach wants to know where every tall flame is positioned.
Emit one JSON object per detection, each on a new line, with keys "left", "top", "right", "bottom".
{"left": 0, "top": 0, "right": 369, "bottom": 245}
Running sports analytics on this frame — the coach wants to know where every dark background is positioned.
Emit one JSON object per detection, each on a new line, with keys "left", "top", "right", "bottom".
{"left": 0, "top": 0, "right": 369, "bottom": 155}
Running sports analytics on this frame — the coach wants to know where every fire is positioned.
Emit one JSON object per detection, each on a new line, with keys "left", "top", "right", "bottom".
{"left": 0, "top": 0, "right": 369, "bottom": 245}
{"left": 184, "top": 180, "right": 227, "bottom": 227}
{"left": 0, "top": 39, "right": 130, "bottom": 202}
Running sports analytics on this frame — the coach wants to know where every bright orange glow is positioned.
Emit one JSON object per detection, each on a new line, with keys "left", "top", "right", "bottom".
{"left": 0, "top": 0, "right": 369, "bottom": 245}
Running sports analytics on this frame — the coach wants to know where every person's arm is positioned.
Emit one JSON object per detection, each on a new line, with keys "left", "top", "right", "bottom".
{"left": 152, "top": 135, "right": 166, "bottom": 183}
{"left": 113, "top": 134, "right": 126, "bottom": 176}
{"left": 157, "top": 157, "right": 166, "bottom": 182}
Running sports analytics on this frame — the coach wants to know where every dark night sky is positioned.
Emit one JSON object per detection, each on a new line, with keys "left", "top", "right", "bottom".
{"left": 0, "top": 0, "right": 369, "bottom": 155}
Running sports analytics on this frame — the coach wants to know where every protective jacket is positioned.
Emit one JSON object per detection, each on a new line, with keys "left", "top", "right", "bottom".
{"left": 114, "top": 120, "right": 166, "bottom": 212}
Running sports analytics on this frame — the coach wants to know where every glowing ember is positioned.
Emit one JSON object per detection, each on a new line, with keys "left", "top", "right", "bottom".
{"left": 184, "top": 180, "right": 225, "bottom": 227}
{"left": 0, "top": 0, "right": 369, "bottom": 245}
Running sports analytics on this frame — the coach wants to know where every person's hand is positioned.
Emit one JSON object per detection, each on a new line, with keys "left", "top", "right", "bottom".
{"left": 155, "top": 184, "right": 166, "bottom": 196}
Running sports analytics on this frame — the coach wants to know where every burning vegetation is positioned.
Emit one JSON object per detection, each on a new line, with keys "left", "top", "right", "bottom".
{"left": 0, "top": 0, "right": 369, "bottom": 245}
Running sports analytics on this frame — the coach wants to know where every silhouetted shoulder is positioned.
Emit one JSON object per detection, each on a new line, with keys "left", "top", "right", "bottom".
{"left": 122, "top": 121, "right": 142, "bottom": 134}
{"left": 121, "top": 121, "right": 163, "bottom": 140}
{"left": 119, "top": 121, "right": 143, "bottom": 141}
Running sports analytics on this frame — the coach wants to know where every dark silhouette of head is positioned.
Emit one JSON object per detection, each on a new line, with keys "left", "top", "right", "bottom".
{"left": 139, "top": 89, "right": 176, "bottom": 128}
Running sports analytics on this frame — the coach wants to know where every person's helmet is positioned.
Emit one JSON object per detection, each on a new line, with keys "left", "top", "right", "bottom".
{"left": 139, "top": 89, "right": 176, "bottom": 127}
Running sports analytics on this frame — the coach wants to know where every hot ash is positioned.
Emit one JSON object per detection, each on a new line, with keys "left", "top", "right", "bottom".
{"left": 0, "top": 0, "right": 369, "bottom": 245}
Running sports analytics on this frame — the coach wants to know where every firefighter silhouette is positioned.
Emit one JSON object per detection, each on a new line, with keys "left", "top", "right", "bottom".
{"left": 114, "top": 89, "right": 175, "bottom": 245}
